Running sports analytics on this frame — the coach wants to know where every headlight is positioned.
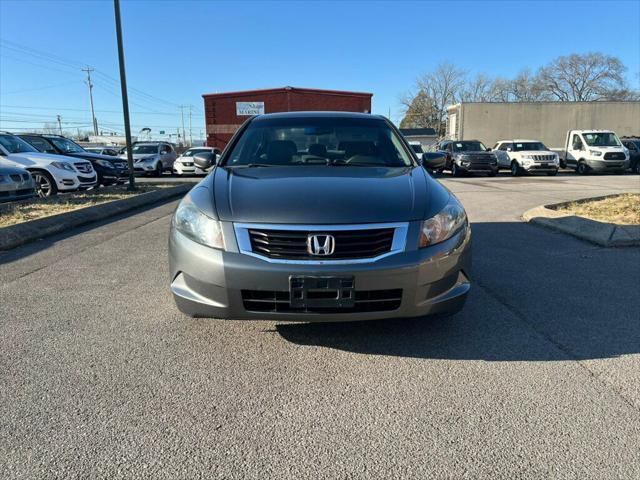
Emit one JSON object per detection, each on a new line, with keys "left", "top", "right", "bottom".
{"left": 521, "top": 155, "right": 533, "bottom": 160}
{"left": 590, "top": 150, "right": 602, "bottom": 156}
{"left": 419, "top": 196, "right": 468, "bottom": 248}
{"left": 50, "top": 161, "right": 75, "bottom": 172}
{"left": 144, "top": 156, "right": 158, "bottom": 163}
{"left": 95, "top": 159, "right": 114, "bottom": 168}
{"left": 173, "top": 196, "right": 225, "bottom": 249}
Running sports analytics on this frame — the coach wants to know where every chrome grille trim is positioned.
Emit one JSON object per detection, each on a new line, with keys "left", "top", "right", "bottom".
{"left": 234, "top": 222, "right": 409, "bottom": 265}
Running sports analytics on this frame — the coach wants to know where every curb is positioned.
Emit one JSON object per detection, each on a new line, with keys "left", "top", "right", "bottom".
{"left": 522, "top": 196, "right": 640, "bottom": 247}
{"left": 0, "top": 183, "right": 192, "bottom": 251}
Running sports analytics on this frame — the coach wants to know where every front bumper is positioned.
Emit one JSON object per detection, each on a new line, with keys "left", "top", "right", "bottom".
{"left": 169, "top": 222, "right": 472, "bottom": 321}
{"left": 173, "top": 162, "right": 207, "bottom": 175}
{"left": 583, "top": 159, "right": 629, "bottom": 172}
{"left": 522, "top": 162, "right": 559, "bottom": 172}
{"left": 57, "top": 173, "right": 97, "bottom": 191}
{"left": 458, "top": 163, "right": 498, "bottom": 174}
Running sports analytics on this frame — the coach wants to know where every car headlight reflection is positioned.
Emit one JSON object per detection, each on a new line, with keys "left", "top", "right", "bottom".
{"left": 173, "top": 196, "right": 225, "bottom": 250}
{"left": 419, "top": 196, "right": 468, "bottom": 247}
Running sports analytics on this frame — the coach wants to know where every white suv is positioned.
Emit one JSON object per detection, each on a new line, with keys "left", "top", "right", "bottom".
{"left": 173, "top": 147, "right": 220, "bottom": 175}
{"left": 0, "top": 132, "right": 97, "bottom": 196}
{"left": 493, "top": 139, "right": 559, "bottom": 176}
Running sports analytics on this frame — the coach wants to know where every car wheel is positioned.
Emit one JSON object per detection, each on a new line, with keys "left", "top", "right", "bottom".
{"left": 154, "top": 163, "right": 163, "bottom": 177}
{"left": 634, "top": 163, "right": 640, "bottom": 174}
{"left": 510, "top": 162, "right": 521, "bottom": 177}
{"left": 577, "top": 162, "right": 589, "bottom": 175}
{"left": 452, "top": 163, "right": 461, "bottom": 177}
{"left": 32, "top": 170, "right": 57, "bottom": 197}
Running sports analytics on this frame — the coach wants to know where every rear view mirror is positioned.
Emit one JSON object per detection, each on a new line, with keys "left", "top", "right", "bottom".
{"left": 193, "top": 152, "right": 215, "bottom": 169}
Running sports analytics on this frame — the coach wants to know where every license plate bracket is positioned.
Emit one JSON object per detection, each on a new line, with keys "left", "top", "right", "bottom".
{"left": 289, "top": 276, "right": 355, "bottom": 309}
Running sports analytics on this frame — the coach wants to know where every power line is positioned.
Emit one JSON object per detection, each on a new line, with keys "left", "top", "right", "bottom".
{"left": 0, "top": 104, "right": 203, "bottom": 116}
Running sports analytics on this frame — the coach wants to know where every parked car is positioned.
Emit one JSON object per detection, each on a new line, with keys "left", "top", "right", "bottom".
{"left": 0, "top": 132, "right": 96, "bottom": 197}
{"left": 18, "top": 134, "right": 128, "bottom": 186}
{"left": 169, "top": 111, "right": 471, "bottom": 321}
{"left": 84, "top": 147, "right": 120, "bottom": 157}
{"left": 0, "top": 160, "right": 36, "bottom": 202}
{"left": 560, "top": 130, "right": 628, "bottom": 175}
{"left": 119, "top": 142, "right": 177, "bottom": 176}
{"left": 173, "top": 146, "right": 220, "bottom": 175}
{"left": 437, "top": 140, "right": 498, "bottom": 177}
{"left": 492, "top": 140, "right": 559, "bottom": 176}
{"left": 408, "top": 141, "right": 424, "bottom": 157}
{"left": 621, "top": 138, "right": 640, "bottom": 174}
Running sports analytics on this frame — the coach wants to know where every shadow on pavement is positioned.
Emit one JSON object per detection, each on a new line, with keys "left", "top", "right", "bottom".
{"left": 277, "top": 220, "right": 640, "bottom": 362}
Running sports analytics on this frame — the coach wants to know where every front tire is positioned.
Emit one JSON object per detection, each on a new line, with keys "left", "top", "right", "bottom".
{"left": 452, "top": 163, "right": 462, "bottom": 177}
{"left": 634, "top": 162, "right": 640, "bottom": 174}
{"left": 154, "top": 163, "right": 163, "bottom": 177}
{"left": 31, "top": 170, "right": 57, "bottom": 197}
{"left": 511, "top": 162, "right": 522, "bottom": 177}
{"left": 577, "top": 162, "right": 589, "bottom": 175}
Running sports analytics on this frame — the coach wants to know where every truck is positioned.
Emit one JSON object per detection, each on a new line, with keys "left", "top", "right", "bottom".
{"left": 558, "top": 130, "right": 629, "bottom": 174}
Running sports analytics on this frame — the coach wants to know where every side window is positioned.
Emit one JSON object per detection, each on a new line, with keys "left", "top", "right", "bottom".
{"left": 627, "top": 142, "right": 637, "bottom": 151}
{"left": 492, "top": 143, "right": 499, "bottom": 150}
{"left": 498, "top": 143, "right": 509, "bottom": 151}
{"left": 27, "top": 137, "right": 54, "bottom": 153}
{"left": 572, "top": 135, "right": 583, "bottom": 150}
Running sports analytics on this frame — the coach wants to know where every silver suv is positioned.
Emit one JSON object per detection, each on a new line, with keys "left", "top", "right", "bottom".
{"left": 169, "top": 112, "right": 471, "bottom": 322}
{"left": 121, "top": 142, "right": 177, "bottom": 176}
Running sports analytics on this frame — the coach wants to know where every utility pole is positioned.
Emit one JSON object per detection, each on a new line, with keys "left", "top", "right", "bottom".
{"left": 188, "top": 105, "right": 193, "bottom": 147}
{"left": 179, "top": 105, "right": 186, "bottom": 147}
{"left": 113, "top": 0, "right": 136, "bottom": 191}
{"left": 82, "top": 66, "right": 99, "bottom": 135}
{"left": 57, "top": 115, "right": 63, "bottom": 135}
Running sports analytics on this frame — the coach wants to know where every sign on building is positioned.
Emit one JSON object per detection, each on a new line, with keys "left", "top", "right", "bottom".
{"left": 236, "top": 101, "right": 265, "bottom": 116}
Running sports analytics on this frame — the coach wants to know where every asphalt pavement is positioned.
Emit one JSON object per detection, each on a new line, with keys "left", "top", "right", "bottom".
{"left": 1, "top": 173, "right": 639, "bottom": 479}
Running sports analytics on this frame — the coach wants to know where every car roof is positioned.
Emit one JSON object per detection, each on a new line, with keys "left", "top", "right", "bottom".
{"left": 498, "top": 139, "right": 542, "bottom": 143}
{"left": 251, "top": 111, "right": 381, "bottom": 124}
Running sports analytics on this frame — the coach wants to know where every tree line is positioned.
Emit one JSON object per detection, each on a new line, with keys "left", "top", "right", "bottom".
{"left": 400, "top": 52, "right": 639, "bottom": 134}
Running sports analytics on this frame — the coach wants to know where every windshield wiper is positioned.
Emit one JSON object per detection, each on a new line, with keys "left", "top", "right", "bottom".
{"left": 229, "top": 163, "right": 276, "bottom": 168}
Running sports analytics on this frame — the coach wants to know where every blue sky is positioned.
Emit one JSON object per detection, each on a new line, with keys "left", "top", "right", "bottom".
{"left": 1, "top": 0, "right": 638, "bottom": 140}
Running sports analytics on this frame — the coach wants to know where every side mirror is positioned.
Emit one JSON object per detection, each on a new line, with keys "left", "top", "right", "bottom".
{"left": 194, "top": 152, "right": 215, "bottom": 169}
{"left": 486, "top": 148, "right": 492, "bottom": 151}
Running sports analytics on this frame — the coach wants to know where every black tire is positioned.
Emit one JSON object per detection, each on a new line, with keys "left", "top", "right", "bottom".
{"left": 452, "top": 163, "right": 461, "bottom": 177}
{"left": 511, "top": 162, "right": 521, "bottom": 177}
{"left": 31, "top": 170, "right": 57, "bottom": 197}
{"left": 547, "top": 170, "right": 558, "bottom": 176}
{"left": 154, "top": 163, "right": 163, "bottom": 177}
{"left": 560, "top": 159, "right": 566, "bottom": 169}
{"left": 577, "top": 162, "right": 589, "bottom": 175}
{"left": 634, "top": 162, "right": 640, "bottom": 174}
{"left": 487, "top": 170, "right": 496, "bottom": 177}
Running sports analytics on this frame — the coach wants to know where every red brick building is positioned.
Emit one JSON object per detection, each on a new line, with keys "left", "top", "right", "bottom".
{"left": 202, "top": 86, "right": 373, "bottom": 149}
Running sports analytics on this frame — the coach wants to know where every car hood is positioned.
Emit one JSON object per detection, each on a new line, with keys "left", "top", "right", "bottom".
{"left": 212, "top": 165, "right": 430, "bottom": 224}
{"left": 119, "top": 154, "right": 157, "bottom": 161}
{"left": 3, "top": 151, "right": 79, "bottom": 168}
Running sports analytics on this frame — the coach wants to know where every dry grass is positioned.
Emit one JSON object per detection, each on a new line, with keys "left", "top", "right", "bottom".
{"left": 554, "top": 193, "right": 640, "bottom": 225}
{"left": 0, "top": 184, "right": 168, "bottom": 228}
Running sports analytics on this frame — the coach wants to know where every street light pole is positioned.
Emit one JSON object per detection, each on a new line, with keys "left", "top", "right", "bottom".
{"left": 113, "top": 0, "right": 136, "bottom": 191}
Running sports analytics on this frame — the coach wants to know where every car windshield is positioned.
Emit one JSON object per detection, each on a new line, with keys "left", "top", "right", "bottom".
{"left": 182, "top": 149, "right": 210, "bottom": 157}
{"left": 451, "top": 141, "right": 487, "bottom": 152}
{"left": 49, "top": 137, "right": 85, "bottom": 153}
{"left": 132, "top": 144, "right": 159, "bottom": 154}
{"left": 0, "top": 134, "right": 38, "bottom": 154}
{"left": 223, "top": 117, "right": 414, "bottom": 167}
{"left": 582, "top": 132, "right": 621, "bottom": 147}
{"left": 410, "top": 144, "right": 424, "bottom": 154}
{"left": 513, "top": 142, "right": 547, "bottom": 151}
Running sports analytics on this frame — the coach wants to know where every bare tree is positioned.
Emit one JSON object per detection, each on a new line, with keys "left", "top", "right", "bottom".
{"left": 488, "top": 77, "right": 513, "bottom": 102}
{"left": 509, "top": 69, "right": 548, "bottom": 101}
{"left": 415, "top": 63, "right": 466, "bottom": 136}
{"left": 461, "top": 74, "right": 494, "bottom": 102}
{"left": 537, "top": 52, "right": 631, "bottom": 101}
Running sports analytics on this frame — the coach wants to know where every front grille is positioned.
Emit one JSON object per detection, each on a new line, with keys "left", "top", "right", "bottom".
{"left": 465, "top": 154, "right": 494, "bottom": 163}
{"left": 74, "top": 162, "right": 93, "bottom": 174}
{"left": 77, "top": 175, "right": 96, "bottom": 183}
{"left": 532, "top": 154, "right": 555, "bottom": 161}
{"left": 604, "top": 152, "right": 625, "bottom": 160}
{"left": 114, "top": 161, "right": 127, "bottom": 170}
{"left": 242, "top": 289, "right": 402, "bottom": 313}
{"left": 248, "top": 227, "right": 395, "bottom": 260}
{"left": 182, "top": 162, "right": 194, "bottom": 167}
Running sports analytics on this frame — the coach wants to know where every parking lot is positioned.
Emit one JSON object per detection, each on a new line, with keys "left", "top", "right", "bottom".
{"left": 1, "top": 173, "right": 639, "bottom": 479}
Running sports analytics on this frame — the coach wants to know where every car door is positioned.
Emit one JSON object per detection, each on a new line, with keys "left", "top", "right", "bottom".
{"left": 159, "top": 144, "right": 175, "bottom": 169}
{"left": 494, "top": 142, "right": 511, "bottom": 168}
{"left": 441, "top": 143, "right": 453, "bottom": 169}
{"left": 566, "top": 134, "right": 583, "bottom": 168}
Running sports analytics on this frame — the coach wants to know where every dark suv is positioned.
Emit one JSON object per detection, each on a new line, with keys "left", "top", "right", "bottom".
{"left": 438, "top": 140, "right": 498, "bottom": 177}
{"left": 621, "top": 138, "right": 640, "bottom": 174}
{"left": 18, "top": 134, "right": 128, "bottom": 186}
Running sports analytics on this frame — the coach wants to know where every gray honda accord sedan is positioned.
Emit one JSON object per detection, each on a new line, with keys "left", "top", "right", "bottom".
{"left": 169, "top": 112, "right": 471, "bottom": 321}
